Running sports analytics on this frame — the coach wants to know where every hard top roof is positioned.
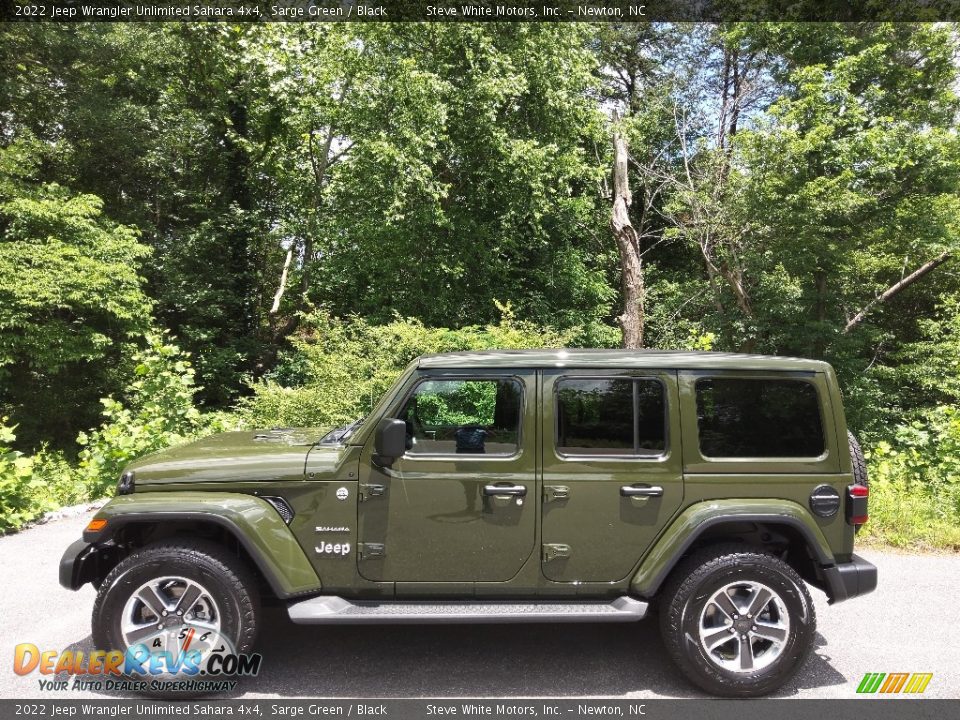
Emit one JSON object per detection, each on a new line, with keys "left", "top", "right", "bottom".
{"left": 417, "top": 349, "right": 829, "bottom": 373}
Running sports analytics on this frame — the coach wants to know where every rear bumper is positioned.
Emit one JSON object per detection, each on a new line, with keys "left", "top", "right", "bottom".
{"left": 821, "top": 553, "right": 877, "bottom": 604}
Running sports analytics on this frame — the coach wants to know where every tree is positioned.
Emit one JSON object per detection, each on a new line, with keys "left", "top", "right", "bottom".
{"left": 733, "top": 22, "right": 960, "bottom": 364}
{"left": 596, "top": 23, "right": 690, "bottom": 349}
{"left": 610, "top": 110, "right": 644, "bottom": 347}
{"left": 268, "top": 24, "right": 611, "bottom": 334}
{"left": 0, "top": 140, "right": 152, "bottom": 448}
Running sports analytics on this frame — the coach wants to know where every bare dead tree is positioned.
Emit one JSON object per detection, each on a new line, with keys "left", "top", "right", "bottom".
{"left": 610, "top": 110, "right": 645, "bottom": 349}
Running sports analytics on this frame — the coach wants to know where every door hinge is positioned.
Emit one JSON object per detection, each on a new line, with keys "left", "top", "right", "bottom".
{"left": 358, "top": 542, "right": 385, "bottom": 559}
{"left": 359, "top": 483, "right": 385, "bottom": 502}
{"left": 542, "top": 543, "right": 572, "bottom": 562}
{"left": 543, "top": 485, "right": 570, "bottom": 502}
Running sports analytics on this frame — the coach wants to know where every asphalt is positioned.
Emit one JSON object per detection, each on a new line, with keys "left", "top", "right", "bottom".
{"left": 1, "top": 508, "right": 958, "bottom": 700}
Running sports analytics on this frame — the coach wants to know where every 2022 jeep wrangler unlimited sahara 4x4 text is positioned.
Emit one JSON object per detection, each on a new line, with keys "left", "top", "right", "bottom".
{"left": 60, "top": 350, "right": 876, "bottom": 696}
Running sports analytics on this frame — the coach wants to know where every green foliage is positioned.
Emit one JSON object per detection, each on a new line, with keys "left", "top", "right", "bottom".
{"left": 0, "top": 419, "right": 46, "bottom": 532}
{"left": 251, "top": 23, "right": 612, "bottom": 332}
{"left": 0, "top": 183, "right": 151, "bottom": 370}
{"left": 869, "top": 408, "right": 960, "bottom": 495}
{"left": 414, "top": 380, "right": 498, "bottom": 427}
{"left": 0, "top": 141, "right": 154, "bottom": 448}
{"left": 240, "top": 309, "right": 575, "bottom": 429}
{"left": 33, "top": 448, "right": 89, "bottom": 510}
{"left": 1, "top": 420, "right": 102, "bottom": 533}
{"left": 75, "top": 333, "right": 236, "bottom": 496}
{"left": 861, "top": 407, "right": 960, "bottom": 551}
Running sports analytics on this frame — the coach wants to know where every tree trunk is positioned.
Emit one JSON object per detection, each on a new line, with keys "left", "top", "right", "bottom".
{"left": 303, "top": 127, "right": 335, "bottom": 297}
{"left": 224, "top": 90, "right": 254, "bottom": 337}
{"left": 270, "top": 248, "right": 293, "bottom": 315}
{"left": 610, "top": 111, "right": 645, "bottom": 349}
{"left": 813, "top": 268, "right": 827, "bottom": 357}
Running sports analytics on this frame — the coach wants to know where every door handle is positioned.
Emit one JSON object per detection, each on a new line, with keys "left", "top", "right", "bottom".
{"left": 620, "top": 485, "right": 663, "bottom": 498}
{"left": 483, "top": 484, "right": 528, "bottom": 497}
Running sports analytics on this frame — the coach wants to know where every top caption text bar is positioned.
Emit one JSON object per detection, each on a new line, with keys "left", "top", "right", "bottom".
{"left": 4, "top": 1, "right": 960, "bottom": 22}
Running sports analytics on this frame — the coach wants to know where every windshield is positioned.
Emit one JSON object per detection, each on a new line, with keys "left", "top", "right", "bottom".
{"left": 318, "top": 417, "right": 365, "bottom": 445}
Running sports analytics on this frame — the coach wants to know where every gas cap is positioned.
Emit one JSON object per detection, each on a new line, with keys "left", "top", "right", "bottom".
{"left": 809, "top": 484, "right": 841, "bottom": 518}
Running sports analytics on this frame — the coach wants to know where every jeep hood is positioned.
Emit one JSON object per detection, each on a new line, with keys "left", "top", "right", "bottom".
{"left": 126, "top": 429, "right": 346, "bottom": 485}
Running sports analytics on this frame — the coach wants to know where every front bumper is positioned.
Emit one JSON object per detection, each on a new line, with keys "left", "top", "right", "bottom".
{"left": 821, "top": 553, "right": 877, "bottom": 604}
{"left": 59, "top": 539, "right": 118, "bottom": 590}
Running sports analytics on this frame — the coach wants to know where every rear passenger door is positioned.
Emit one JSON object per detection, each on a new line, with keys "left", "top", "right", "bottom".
{"left": 540, "top": 369, "right": 684, "bottom": 582}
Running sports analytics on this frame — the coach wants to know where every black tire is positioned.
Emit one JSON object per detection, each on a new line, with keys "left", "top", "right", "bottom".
{"left": 848, "top": 431, "right": 868, "bottom": 487}
{"left": 659, "top": 544, "right": 816, "bottom": 697}
{"left": 92, "top": 538, "right": 260, "bottom": 696}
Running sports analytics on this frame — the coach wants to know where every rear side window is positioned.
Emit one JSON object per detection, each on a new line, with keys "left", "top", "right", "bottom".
{"left": 556, "top": 378, "right": 666, "bottom": 456}
{"left": 695, "top": 378, "right": 824, "bottom": 458}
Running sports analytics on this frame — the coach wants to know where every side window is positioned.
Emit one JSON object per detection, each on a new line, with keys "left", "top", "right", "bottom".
{"left": 398, "top": 378, "right": 522, "bottom": 456}
{"left": 556, "top": 378, "right": 666, "bottom": 456}
{"left": 695, "top": 378, "right": 825, "bottom": 458}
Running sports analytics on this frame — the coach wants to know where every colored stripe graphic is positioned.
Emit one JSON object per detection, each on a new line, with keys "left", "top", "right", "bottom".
{"left": 880, "top": 673, "right": 909, "bottom": 693}
{"left": 856, "top": 672, "right": 932, "bottom": 694}
{"left": 857, "top": 673, "right": 885, "bottom": 693}
{"left": 904, "top": 673, "right": 933, "bottom": 694}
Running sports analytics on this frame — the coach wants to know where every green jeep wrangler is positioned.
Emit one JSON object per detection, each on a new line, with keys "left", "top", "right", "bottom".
{"left": 60, "top": 350, "right": 875, "bottom": 696}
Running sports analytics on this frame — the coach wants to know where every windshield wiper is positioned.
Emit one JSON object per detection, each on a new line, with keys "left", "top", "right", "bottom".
{"left": 317, "top": 417, "right": 365, "bottom": 445}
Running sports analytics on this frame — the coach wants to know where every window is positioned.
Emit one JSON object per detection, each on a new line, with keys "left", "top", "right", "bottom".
{"left": 398, "top": 378, "right": 522, "bottom": 455}
{"left": 695, "top": 378, "right": 825, "bottom": 458}
{"left": 556, "top": 378, "right": 666, "bottom": 456}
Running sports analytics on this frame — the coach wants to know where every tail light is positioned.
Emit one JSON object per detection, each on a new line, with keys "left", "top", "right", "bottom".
{"left": 846, "top": 483, "right": 869, "bottom": 525}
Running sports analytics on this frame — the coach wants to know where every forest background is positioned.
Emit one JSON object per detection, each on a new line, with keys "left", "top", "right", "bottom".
{"left": 1, "top": 22, "right": 958, "bottom": 548}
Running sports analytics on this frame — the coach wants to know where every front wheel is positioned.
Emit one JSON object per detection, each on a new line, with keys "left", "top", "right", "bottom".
{"left": 659, "top": 544, "right": 816, "bottom": 697}
{"left": 92, "top": 539, "right": 260, "bottom": 695}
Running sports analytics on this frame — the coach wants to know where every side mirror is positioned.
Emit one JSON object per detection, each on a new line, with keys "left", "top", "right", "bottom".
{"left": 374, "top": 418, "right": 407, "bottom": 465}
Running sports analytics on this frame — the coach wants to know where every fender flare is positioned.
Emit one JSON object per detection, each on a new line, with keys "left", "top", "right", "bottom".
{"left": 630, "top": 499, "right": 835, "bottom": 598}
{"left": 78, "top": 492, "right": 322, "bottom": 598}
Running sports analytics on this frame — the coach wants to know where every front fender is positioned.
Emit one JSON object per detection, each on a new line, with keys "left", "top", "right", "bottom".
{"left": 77, "top": 492, "right": 322, "bottom": 598}
{"left": 630, "top": 498, "right": 835, "bottom": 598}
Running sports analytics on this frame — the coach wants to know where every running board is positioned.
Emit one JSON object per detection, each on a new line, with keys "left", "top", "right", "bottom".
{"left": 287, "top": 596, "right": 648, "bottom": 625}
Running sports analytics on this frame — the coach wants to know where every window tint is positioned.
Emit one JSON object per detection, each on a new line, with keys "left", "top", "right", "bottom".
{"left": 399, "top": 378, "right": 522, "bottom": 455}
{"left": 556, "top": 378, "right": 666, "bottom": 456}
{"left": 695, "top": 378, "right": 825, "bottom": 458}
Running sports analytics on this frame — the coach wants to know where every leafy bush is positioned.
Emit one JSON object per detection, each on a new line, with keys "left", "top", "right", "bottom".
{"left": 33, "top": 448, "right": 89, "bottom": 509}
{"left": 0, "top": 419, "right": 47, "bottom": 532}
{"left": 860, "top": 406, "right": 960, "bottom": 551}
{"left": 75, "top": 332, "right": 237, "bottom": 496}
{"left": 239, "top": 308, "right": 577, "bottom": 429}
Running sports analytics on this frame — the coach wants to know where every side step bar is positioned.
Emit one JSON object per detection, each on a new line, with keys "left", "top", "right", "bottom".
{"left": 287, "top": 596, "right": 648, "bottom": 625}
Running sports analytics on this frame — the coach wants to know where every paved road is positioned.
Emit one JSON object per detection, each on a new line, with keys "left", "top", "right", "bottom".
{"left": 1, "top": 509, "right": 958, "bottom": 699}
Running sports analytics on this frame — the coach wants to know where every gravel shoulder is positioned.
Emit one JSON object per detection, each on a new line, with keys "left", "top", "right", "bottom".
{"left": 1, "top": 509, "right": 958, "bottom": 699}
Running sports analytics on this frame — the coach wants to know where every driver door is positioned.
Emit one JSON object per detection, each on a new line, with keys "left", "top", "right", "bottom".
{"left": 356, "top": 371, "right": 537, "bottom": 586}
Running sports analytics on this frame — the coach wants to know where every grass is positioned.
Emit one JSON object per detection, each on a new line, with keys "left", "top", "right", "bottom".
{"left": 858, "top": 479, "right": 960, "bottom": 553}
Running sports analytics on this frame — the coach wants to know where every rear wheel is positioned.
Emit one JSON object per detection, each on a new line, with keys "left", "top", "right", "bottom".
{"left": 660, "top": 544, "right": 816, "bottom": 697}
